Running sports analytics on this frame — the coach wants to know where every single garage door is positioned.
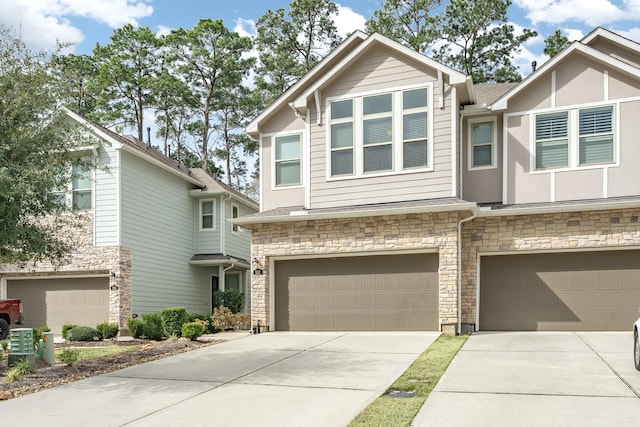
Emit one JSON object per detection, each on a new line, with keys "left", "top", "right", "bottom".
{"left": 480, "top": 250, "right": 640, "bottom": 331}
{"left": 7, "top": 277, "right": 109, "bottom": 335}
{"left": 274, "top": 253, "right": 439, "bottom": 331}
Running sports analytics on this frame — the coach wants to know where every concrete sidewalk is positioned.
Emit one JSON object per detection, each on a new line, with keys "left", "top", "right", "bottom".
{"left": 1, "top": 331, "right": 440, "bottom": 427}
{"left": 412, "top": 332, "right": 640, "bottom": 426}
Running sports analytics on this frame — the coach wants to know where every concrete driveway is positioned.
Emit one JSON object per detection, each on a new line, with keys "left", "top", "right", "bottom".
{"left": 1, "top": 331, "right": 439, "bottom": 427}
{"left": 413, "top": 332, "right": 640, "bottom": 426}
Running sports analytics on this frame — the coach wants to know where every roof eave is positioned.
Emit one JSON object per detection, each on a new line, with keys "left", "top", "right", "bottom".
{"left": 478, "top": 199, "right": 640, "bottom": 217}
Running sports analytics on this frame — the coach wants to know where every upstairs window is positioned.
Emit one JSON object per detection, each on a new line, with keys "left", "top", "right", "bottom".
{"left": 275, "top": 134, "right": 301, "bottom": 186}
{"left": 328, "top": 85, "right": 431, "bottom": 178}
{"left": 468, "top": 118, "right": 496, "bottom": 170}
{"left": 579, "top": 106, "right": 613, "bottom": 165}
{"left": 231, "top": 203, "right": 239, "bottom": 234}
{"left": 72, "top": 163, "right": 92, "bottom": 210}
{"left": 200, "top": 200, "right": 215, "bottom": 230}
{"left": 535, "top": 112, "right": 568, "bottom": 169}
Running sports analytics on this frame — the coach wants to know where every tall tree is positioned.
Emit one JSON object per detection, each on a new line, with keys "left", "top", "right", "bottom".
{"left": 167, "top": 19, "right": 253, "bottom": 175}
{"left": 544, "top": 29, "right": 570, "bottom": 58}
{"left": 51, "top": 53, "right": 99, "bottom": 116}
{"left": 365, "top": 0, "right": 443, "bottom": 53}
{"left": 92, "top": 24, "right": 159, "bottom": 141}
{"left": 432, "top": 0, "right": 536, "bottom": 83}
{"left": 0, "top": 27, "right": 88, "bottom": 263}
{"left": 255, "top": 0, "right": 342, "bottom": 104}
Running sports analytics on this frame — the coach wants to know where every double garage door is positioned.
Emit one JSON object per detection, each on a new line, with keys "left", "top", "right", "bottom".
{"left": 480, "top": 250, "right": 640, "bottom": 331}
{"left": 274, "top": 253, "right": 439, "bottom": 331}
{"left": 7, "top": 277, "right": 109, "bottom": 335}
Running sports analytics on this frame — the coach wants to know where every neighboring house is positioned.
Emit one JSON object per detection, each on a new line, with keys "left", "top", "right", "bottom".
{"left": 236, "top": 27, "right": 640, "bottom": 334}
{"left": 0, "top": 108, "right": 258, "bottom": 335}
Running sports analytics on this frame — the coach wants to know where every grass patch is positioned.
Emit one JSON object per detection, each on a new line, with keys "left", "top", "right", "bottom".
{"left": 349, "top": 335, "right": 467, "bottom": 427}
{"left": 55, "top": 345, "right": 142, "bottom": 362}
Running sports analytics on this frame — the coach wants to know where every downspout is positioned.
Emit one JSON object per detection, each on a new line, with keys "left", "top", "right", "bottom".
{"left": 220, "top": 194, "right": 232, "bottom": 255}
{"left": 457, "top": 206, "right": 477, "bottom": 335}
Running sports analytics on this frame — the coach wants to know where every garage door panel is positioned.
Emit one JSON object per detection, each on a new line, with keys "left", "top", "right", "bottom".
{"left": 481, "top": 251, "right": 640, "bottom": 331}
{"left": 275, "top": 253, "right": 439, "bottom": 331}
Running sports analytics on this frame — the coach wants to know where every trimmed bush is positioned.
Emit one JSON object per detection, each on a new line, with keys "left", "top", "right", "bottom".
{"left": 127, "top": 318, "right": 144, "bottom": 339}
{"left": 67, "top": 326, "right": 100, "bottom": 341}
{"left": 96, "top": 322, "right": 119, "bottom": 340}
{"left": 161, "top": 307, "right": 188, "bottom": 337}
{"left": 62, "top": 324, "right": 78, "bottom": 340}
{"left": 190, "top": 313, "right": 219, "bottom": 334}
{"left": 181, "top": 322, "right": 204, "bottom": 341}
{"left": 142, "top": 312, "right": 163, "bottom": 340}
{"left": 58, "top": 348, "right": 80, "bottom": 366}
{"left": 214, "top": 288, "right": 244, "bottom": 314}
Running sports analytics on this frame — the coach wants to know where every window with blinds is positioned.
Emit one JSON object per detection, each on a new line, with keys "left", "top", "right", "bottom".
{"left": 275, "top": 134, "right": 301, "bottom": 186}
{"left": 535, "top": 111, "right": 569, "bottom": 169}
{"left": 402, "top": 88, "right": 428, "bottom": 169}
{"left": 471, "top": 122, "right": 494, "bottom": 168}
{"left": 330, "top": 99, "right": 354, "bottom": 176}
{"left": 579, "top": 106, "right": 613, "bottom": 165}
{"left": 363, "top": 93, "right": 393, "bottom": 172}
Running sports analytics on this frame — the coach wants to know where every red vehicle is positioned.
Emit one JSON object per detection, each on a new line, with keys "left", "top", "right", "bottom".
{"left": 0, "top": 299, "right": 23, "bottom": 340}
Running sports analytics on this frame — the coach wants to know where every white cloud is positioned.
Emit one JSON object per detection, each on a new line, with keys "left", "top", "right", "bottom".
{"left": 564, "top": 28, "right": 585, "bottom": 41}
{"left": 333, "top": 4, "right": 367, "bottom": 38}
{"left": 234, "top": 18, "right": 256, "bottom": 38}
{"left": 155, "top": 25, "right": 172, "bottom": 37}
{"left": 0, "top": 0, "right": 153, "bottom": 51}
{"left": 514, "top": 0, "right": 632, "bottom": 27}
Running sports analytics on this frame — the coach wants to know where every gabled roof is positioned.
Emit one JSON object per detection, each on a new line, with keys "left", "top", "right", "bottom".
{"left": 189, "top": 168, "right": 258, "bottom": 209}
{"left": 472, "top": 83, "right": 517, "bottom": 107}
{"left": 582, "top": 27, "right": 640, "bottom": 54}
{"left": 491, "top": 39, "right": 640, "bottom": 111}
{"left": 291, "top": 32, "right": 468, "bottom": 111}
{"left": 246, "top": 31, "right": 368, "bottom": 137}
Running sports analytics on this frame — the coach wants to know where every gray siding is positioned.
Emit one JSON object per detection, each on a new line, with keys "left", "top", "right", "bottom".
{"left": 94, "top": 144, "right": 118, "bottom": 246}
{"left": 120, "top": 151, "right": 208, "bottom": 315}
{"left": 309, "top": 46, "right": 454, "bottom": 209}
{"left": 194, "top": 196, "right": 221, "bottom": 254}
{"left": 462, "top": 114, "right": 503, "bottom": 204}
{"left": 224, "top": 200, "right": 253, "bottom": 261}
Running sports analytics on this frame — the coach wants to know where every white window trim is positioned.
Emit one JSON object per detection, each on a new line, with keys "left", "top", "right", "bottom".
{"left": 467, "top": 117, "right": 498, "bottom": 171}
{"left": 268, "top": 130, "right": 305, "bottom": 190}
{"left": 199, "top": 199, "right": 216, "bottom": 231}
{"left": 231, "top": 203, "right": 239, "bottom": 235}
{"left": 529, "top": 101, "right": 619, "bottom": 174}
{"left": 52, "top": 161, "right": 95, "bottom": 211}
{"left": 325, "top": 82, "right": 434, "bottom": 182}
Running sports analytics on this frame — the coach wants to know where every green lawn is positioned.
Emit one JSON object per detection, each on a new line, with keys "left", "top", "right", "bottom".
{"left": 55, "top": 345, "right": 142, "bottom": 361}
{"left": 349, "top": 335, "right": 467, "bottom": 427}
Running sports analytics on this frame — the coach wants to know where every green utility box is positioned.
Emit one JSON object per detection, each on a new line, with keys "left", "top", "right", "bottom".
{"left": 8, "top": 328, "right": 36, "bottom": 367}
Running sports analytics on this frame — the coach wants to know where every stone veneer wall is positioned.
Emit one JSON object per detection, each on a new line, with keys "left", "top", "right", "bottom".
{"left": 0, "top": 213, "right": 132, "bottom": 328}
{"left": 461, "top": 208, "right": 640, "bottom": 327}
{"left": 250, "top": 212, "right": 462, "bottom": 332}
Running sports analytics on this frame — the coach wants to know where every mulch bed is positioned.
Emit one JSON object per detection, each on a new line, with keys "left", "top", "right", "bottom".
{"left": 0, "top": 337, "right": 221, "bottom": 400}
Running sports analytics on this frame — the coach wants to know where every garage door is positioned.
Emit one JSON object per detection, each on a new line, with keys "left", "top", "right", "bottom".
{"left": 7, "top": 277, "right": 109, "bottom": 335}
{"left": 274, "top": 253, "right": 439, "bottom": 331}
{"left": 480, "top": 250, "right": 640, "bottom": 331}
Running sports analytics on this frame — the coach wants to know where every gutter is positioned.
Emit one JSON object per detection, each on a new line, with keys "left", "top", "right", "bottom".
{"left": 476, "top": 198, "right": 640, "bottom": 217}
{"left": 457, "top": 206, "right": 478, "bottom": 335}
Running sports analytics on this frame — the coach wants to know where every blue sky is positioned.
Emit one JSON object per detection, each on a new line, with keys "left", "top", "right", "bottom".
{"left": 1, "top": 0, "right": 640, "bottom": 76}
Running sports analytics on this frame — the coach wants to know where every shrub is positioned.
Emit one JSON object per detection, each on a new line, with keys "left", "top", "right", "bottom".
{"left": 141, "top": 312, "right": 163, "bottom": 340}
{"left": 62, "top": 324, "right": 78, "bottom": 340}
{"left": 161, "top": 307, "right": 188, "bottom": 337}
{"left": 0, "top": 340, "right": 7, "bottom": 362}
{"left": 181, "top": 322, "right": 204, "bottom": 341}
{"left": 127, "top": 318, "right": 144, "bottom": 339}
{"left": 235, "top": 313, "right": 251, "bottom": 330}
{"left": 212, "top": 306, "right": 235, "bottom": 330}
{"left": 96, "top": 322, "right": 119, "bottom": 340}
{"left": 67, "top": 326, "right": 100, "bottom": 341}
{"left": 191, "top": 314, "right": 219, "bottom": 334}
{"left": 5, "top": 357, "right": 36, "bottom": 382}
{"left": 214, "top": 288, "right": 244, "bottom": 314}
{"left": 58, "top": 348, "right": 80, "bottom": 366}
{"left": 32, "top": 326, "right": 51, "bottom": 349}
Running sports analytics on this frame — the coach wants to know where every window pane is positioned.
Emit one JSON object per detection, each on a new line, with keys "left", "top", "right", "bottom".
{"left": 202, "top": 201, "right": 213, "bottom": 215}
{"left": 363, "top": 117, "right": 392, "bottom": 145}
{"left": 72, "top": 164, "right": 91, "bottom": 190}
{"left": 403, "top": 112, "right": 427, "bottom": 140}
{"left": 73, "top": 191, "right": 91, "bottom": 210}
{"left": 403, "top": 140, "right": 427, "bottom": 168}
{"left": 331, "top": 100, "right": 352, "bottom": 119}
{"left": 225, "top": 274, "right": 240, "bottom": 291}
{"left": 580, "top": 106, "right": 612, "bottom": 135}
{"left": 403, "top": 88, "right": 428, "bottom": 109}
{"left": 363, "top": 93, "right": 392, "bottom": 115}
{"left": 275, "top": 135, "right": 300, "bottom": 160}
{"left": 473, "top": 123, "right": 493, "bottom": 145}
{"left": 331, "top": 149, "right": 353, "bottom": 176}
{"left": 364, "top": 144, "right": 392, "bottom": 172}
{"left": 536, "top": 112, "right": 568, "bottom": 140}
{"left": 536, "top": 139, "right": 568, "bottom": 169}
{"left": 276, "top": 160, "right": 301, "bottom": 185}
{"left": 579, "top": 135, "right": 613, "bottom": 165}
{"left": 331, "top": 122, "right": 353, "bottom": 148}
{"left": 473, "top": 145, "right": 492, "bottom": 166}
{"left": 232, "top": 205, "right": 239, "bottom": 219}
{"left": 202, "top": 215, "right": 213, "bottom": 229}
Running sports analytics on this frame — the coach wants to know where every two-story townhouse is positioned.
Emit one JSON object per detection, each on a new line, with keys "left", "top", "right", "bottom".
{"left": 0, "top": 108, "right": 258, "bottom": 335}
{"left": 236, "top": 27, "right": 640, "bottom": 334}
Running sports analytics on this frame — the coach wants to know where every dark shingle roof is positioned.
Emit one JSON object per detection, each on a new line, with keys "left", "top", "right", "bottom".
{"left": 474, "top": 83, "right": 518, "bottom": 106}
